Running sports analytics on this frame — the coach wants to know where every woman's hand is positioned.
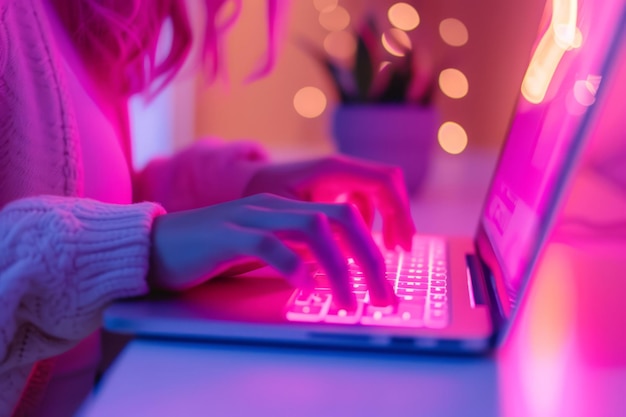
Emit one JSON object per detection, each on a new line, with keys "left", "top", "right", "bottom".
{"left": 149, "top": 193, "right": 395, "bottom": 308}
{"left": 244, "top": 155, "right": 415, "bottom": 251}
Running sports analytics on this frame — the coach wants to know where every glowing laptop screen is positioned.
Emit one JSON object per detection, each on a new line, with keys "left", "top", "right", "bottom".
{"left": 481, "top": 0, "right": 624, "bottom": 308}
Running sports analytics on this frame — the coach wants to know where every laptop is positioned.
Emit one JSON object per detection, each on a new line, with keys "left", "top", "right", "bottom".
{"left": 105, "top": 0, "right": 626, "bottom": 354}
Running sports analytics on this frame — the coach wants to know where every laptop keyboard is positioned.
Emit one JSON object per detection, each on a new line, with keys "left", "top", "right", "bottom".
{"left": 285, "top": 236, "right": 449, "bottom": 329}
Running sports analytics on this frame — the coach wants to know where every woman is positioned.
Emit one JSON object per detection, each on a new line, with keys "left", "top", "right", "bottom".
{"left": 0, "top": 0, "right": 415, "bottom": 415}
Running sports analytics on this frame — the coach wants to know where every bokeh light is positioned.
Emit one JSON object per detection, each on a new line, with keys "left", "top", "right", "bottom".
{"left": 323, "top": 30, "right": 357, "bottom": 61}
{"left": 567, "top": 75, "right": 601, "bottom": 114}
{"left": 438, "top": 122, "right": 468, "bottom": 154}
{"left": 572, "top": 79, "right": 596, "bottom": 106}
{"left": 313, "top": 0, "right": 338, "bottom": 13}
{"left": 521, "top": 24, "right": 584, "bottom": 105}
{"left": 294, "top": 86, "right": 327, "bottom": 118}
{"left": 521, "top": 30, "right": 565, "bottom": 104}
{"left": 319, "top": 5, "right": 351, "bottom": 31}
{"left": 388, "top": 3, "right": 420, "bottom": 31}
{"left": 439, "top": 18, "right": 469, "bottom": 47}
{"left": 552, "top": 0, "right": 577, "bottom": 50}
{"left": 438, "top": 68, "right": 469, "bottom": 99}
{"left": 381, "top": 28, "right": 412, "bottom": 57}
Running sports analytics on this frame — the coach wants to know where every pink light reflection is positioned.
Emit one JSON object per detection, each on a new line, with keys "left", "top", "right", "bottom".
{"left": 502, "top": 244, "right": 576, "bottom": 417}
{"left": 499, "top": 36, "right": 626, "bottom": 414}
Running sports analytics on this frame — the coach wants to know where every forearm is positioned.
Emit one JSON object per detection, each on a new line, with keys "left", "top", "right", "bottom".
{"left": 0, "top": 195, "right": 164, "bottom": 413}
{"left": 133, "top": 138, "right": 269, "bottom": 211}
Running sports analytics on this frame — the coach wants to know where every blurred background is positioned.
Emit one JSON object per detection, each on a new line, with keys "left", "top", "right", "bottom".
{"left": 130, "top": 0, "right": 546, "bottom": 171}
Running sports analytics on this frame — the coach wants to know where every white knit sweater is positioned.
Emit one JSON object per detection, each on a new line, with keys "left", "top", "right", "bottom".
{"left": 0, "top": 0, "right": 268, "bottom": 415}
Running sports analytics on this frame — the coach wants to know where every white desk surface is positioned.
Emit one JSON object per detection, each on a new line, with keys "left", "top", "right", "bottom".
{"left": 82, "top": 149, "right": 626, "bottom": 417}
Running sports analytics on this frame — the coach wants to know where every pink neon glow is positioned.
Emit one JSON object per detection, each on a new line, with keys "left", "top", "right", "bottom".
{"left": 552, "top": 0, "right": 578, "bottom": 48}
{"left": 482, "top": 0, "right": 626, "bottom": 308}
{"left": 502, "top": 41, "right": 626, "bottom": 397}
{"left": 286, "top": 235, "right": 449, "bottom": 328}
{"left": 521, "top": 29, "right": 567, "bottom": 104}
{"left": 521, "top": 0, "right": 580, "bottom": 104}
{"left": 499, "top": 245, "right": 577, "bottom": 417}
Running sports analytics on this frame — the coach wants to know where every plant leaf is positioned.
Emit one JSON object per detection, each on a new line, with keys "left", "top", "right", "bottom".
{"left": 296, "top": 37, "right": 356, "bottom": 102}
{"left": 355, "top": 34, "right": 374, "bottom": 101}
{"left": 377, "top": 66, "right": 412, "bottom": 103}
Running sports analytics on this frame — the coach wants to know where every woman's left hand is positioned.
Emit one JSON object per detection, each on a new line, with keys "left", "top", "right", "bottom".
{"left": 244, "top": 155, "right": 415, "bottom": 251}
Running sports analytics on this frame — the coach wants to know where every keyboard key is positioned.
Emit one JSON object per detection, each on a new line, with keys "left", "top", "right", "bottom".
{"left": 396, "top": 287, "right": 427, "bottom": 296}
{"left": 397, "top": 281, "right": 429, "bottom": 289}
{"left": 397, "top": 304, "right": 425, "bottom": 326}
{"left": 285, "top": 235, "right": 451, "bottom": 330}
{"left": 351, "top": 283, "right": 368, "bottom": 292}
{"left": 294, "top": 291, "right": 314, "bottom": 305}
{"left": 285, "top": 304, "right": 326, "bottom": 322}
{"left": 399, "top": 294, "right": 427, "bottom": 305}
{"left": 355, "top": 292, "right": 368, "bottom": 302}
{"left": 405, "top": 273, "right": 429, "bottom": 279}
{"left": 361, "top": 305, "right": 400, "bottom": 326}
{"left": 324, "top": 303, "right": 363, "bottom": 324}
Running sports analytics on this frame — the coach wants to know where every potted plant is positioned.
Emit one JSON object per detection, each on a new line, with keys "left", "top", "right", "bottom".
{"left": 309, "top": 19, "right": 439, "bottom": 195}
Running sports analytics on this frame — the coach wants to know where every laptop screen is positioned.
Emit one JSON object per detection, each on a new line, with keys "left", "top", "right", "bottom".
{"left": 480, "top": 0, "right": 625, "bottom": 310}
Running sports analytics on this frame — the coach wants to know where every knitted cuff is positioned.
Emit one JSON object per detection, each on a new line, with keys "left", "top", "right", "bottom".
{"left": 66, "top": 198, "right": 166, "bottom": 311}
{"left": 1, "top": 196, "right": 165, "bottom": 337}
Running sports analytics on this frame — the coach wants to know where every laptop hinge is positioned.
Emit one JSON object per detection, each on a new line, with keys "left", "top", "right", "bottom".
{"left": 465, "top": 254, "right": 488, "bottom": 306}
{"left": 466, "top": 252, "right": 507, "bottom": 334}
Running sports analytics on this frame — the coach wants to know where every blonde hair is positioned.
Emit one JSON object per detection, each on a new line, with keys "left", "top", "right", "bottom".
{"left": 52, "top": 0, "right": 284, "bottom": 98}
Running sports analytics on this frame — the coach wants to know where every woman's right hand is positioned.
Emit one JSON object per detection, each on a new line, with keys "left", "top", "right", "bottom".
{"left": 149, "top": 193, "right": 396, "bottom": 308}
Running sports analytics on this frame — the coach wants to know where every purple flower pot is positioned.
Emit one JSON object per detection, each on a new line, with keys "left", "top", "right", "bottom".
{"left": 332, "top": 105, "right": 439, "bottom": 196}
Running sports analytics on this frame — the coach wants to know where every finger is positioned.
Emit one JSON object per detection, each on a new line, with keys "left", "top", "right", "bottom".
{"left": 236, "top": 207, "right": 355, "bottom": 308}
{"left": 314, "top": 190, "right": 375, "bottom": 230}
{"left": 324, "top": 203, "right": 396, "bottom": 307}
{"left": 316, "top": 157, "right": 415, "bottom": 251}
{"left": 247, "top": 195, "right": 395, "bottom": 306}
{"left": 263, "top": 157, "right": 415, "bottom": 250}
{"left": 377, "top": 166, "right": 415, "bottom": 251}
{"left": 382, "top": 212, "right": 398, "bottom": 250}
{"left": 344, "top": 192, "right": 375, "bottom": 229}
{"left": 219, "top": 259, "right": 267, "bottom": 277}
{"left": 234, "top": 228, "right": 313, "bottom": 290}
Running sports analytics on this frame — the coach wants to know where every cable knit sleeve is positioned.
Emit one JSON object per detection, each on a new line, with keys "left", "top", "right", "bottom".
{"left": 133, "top": 138, "right": 270, "bottom": 212}
{"left": 0, "top": 195, "right": 165, "bottom": 414}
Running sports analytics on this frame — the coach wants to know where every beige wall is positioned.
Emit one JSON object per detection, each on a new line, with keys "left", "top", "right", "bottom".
{"left": 192, "top": 0, "right": 545, "bottom": 155}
